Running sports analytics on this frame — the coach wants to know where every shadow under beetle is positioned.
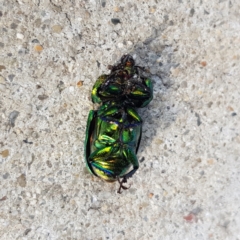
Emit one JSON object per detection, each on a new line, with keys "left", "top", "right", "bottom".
{"left": 84, "top": 54, "right": 153, "bottom": 193}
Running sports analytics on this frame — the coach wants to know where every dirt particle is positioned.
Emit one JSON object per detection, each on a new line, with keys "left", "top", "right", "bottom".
{"left": 190, "top": 8, "right": 195, "bottom": 17}
{"left": 184, "top": 213, "right": 195, "bottom": 222}
{"left": 181, "top": 81, "right": 187, "bottom": 88}
{"left": 17, "top": 174, "right": 26, "bottom": 187}
{"left": 111, "top": 18, "right": 121, "bottom": 25}
{"left": 77, "top": 81, "right": 83, "bottom": 87}
{"left": 113, "top": 7, "right": 122, "bottom": 12}
{"left": 227, "top": 106, "right": 234, "bottom": 111}
{"left": 149, "top": 7, "right": 156, "bottom": 13}
{"left": 24, "top": 228, "right": 31, "bottom": 236}
{"left": 46, "top": 160, "right": 52, "bottom": 168}
{"left": 195, "top": 112, "right": 202, "bottom": 126}
{"left": 0, "top": 196, "right": 7, "bottom": 201}
{"left": 52, "top": 25, "right": 62, "bottom": 33}
{"left": 38, "top": 94, "right": 48, "bottom": 100}
{"left": 0, "top": 65, "right": 6, "bottom": 72}
{"left": 9, "top": 110, "right": 19, "bottom": 127}
{"left": 207, "top": 102, "right": 213, "bottom": 108}
{"left": 8, "top": 74, "right": 15, "bottom": 81}
{"left": 207, "top": 159, "right": 214, "bottom": 165}
{"left": 196, "top": 158, "right": 201, "bottom": 163}
{"left": 34, "top": 45, "right": 43, "bottom": 52}
{"left": 1, "top": 149, "right": 9, "bottom": 158}
{"left": 149, "top": 193, "right": 154, "bottom": 198}
{"left": 10, "top": 22, "right": 18, "bottom": 29}
{"left": 155, "top": 139, "right": 163, "bottom": 145}
{"left": 102, "top": 1, "right": 106, "bottom": 7}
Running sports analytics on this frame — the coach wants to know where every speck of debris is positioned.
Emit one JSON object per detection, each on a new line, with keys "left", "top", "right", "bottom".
{"left": 8, "top": 74, "right": 15, "bottom": 81}
{"left": 207, "top": 102, "right": 213, "bottom": 108}
{"left": 9, "top": 110, "right": 20, "bottom": 127}
{"left": 24, "top": 228, "right": 31, "bottom": 236}
{"left": 34, "top": 45, "right": 43, "bottom": 52}
{"left": 52, "top": 25, "right": 62, "bottom": 33}
{"left": 181, "top": 81, "right": 187, "bottom": 88}
{"left": 46, "top": 160, "right": 52, "bottom": 168}
{"left": 204, "top": 9, "right": 209, "bottom": 14}
{"left": 23, "top": 139, "right": 33, "bottom": 144}
{"left": 32, "top": 39, "right": 39, "bottom": 43}
{"left": 10, "top": 22, "right": 18, "bottom": 29}
{"left": 3, "top": 172, "right": 10, "bottom": 179}
{"left": 183, "top": 130, "right": 190, "bottom": 135}
{"left": 190, "top": 8, "right": 195, "bottom": 17}
{"left": 149, "top": 193, "right": 154, "bottom": 198}
{"left": 191, "top": 207, "right": 202, "bottom": 215}
{"left": 184, "top": 213, "right": 195, "bottom": 222}
{"left": 111, "top": 18, "right": 121, "bottom": 25}
{"left": 195, "top": 112, "right": 202, "bottom": 126}
{"left": 0, "top": 65, "right": 6, "bottom": 72}
{"left": 140, "top": 157, "right": 145, "bottom": 162}
{"left": 0, "top": 196, "right": 7, "bottom": 201}
{"left": 1, "top": 149, "right": 9, "bottom": 158}
{"left": 77, "top": 81, "right": 84, "bottom": 87}
{"left": 201, "top": 61, "right": 207, "bottom": 67}
{"left": 17, "top": 173, "right": 27, "bottom": 187}
{"left": 231, "top": 112, "right": 237, "bottom": 116}
{"left": 96, "top": 60, "right": 100, "bottom": 68}
{"left": 57, "top": 81, "right": 65, "bottom": 93}
{"left": 38, "top": 94, "right": 48, "bottom": 100}
{"left": 102, "top": 1, "right": 106, "bottom": 7}
{"left": 190, "top": 200, "right": 196, "bottom": 204}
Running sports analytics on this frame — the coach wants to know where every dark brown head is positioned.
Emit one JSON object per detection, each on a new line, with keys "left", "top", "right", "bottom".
{"left": 120, "top": 54, "right": 135, "bottom": 67}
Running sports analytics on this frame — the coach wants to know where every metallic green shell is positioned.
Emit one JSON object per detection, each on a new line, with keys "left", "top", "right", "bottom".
{"left": 85, "top": 104, "right": 141, "bottom": 181}
{"left": 84, "top": 54, "right": 153, "bottom": 184}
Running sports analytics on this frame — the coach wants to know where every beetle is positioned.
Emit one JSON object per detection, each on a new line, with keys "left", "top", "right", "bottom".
{"left": 84, "top": 54, "right": 153, "bottom": 193}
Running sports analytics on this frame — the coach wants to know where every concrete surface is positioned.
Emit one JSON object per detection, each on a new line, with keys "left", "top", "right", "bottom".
{"left": 0, "top": 0, "right": 240, "bottom": 239}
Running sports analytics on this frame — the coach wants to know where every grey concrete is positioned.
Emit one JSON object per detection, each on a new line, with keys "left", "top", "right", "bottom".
{"left": 0, "top": 0, "right": 240, "bottom": 239}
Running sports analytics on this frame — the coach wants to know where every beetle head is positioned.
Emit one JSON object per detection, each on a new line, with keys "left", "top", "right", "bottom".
{"left": 120, "top": 54, "right": 135, "bottom": 67}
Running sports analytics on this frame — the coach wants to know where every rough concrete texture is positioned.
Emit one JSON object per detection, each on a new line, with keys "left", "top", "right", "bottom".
{"left": 0, "top": 0, "right": 240, "bottom": 239}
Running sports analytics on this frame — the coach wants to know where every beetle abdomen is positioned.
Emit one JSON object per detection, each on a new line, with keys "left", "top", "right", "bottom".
{"left": 86, "top": 108, "right": 141, "bottom": 181}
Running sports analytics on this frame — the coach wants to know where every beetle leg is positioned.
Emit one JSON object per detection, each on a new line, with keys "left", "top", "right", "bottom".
{"left": 135, "top": 66, "right": 146, "bottom": 73}
{"left": 123, "top": 148, "right": 139, "bottom": 169}
{"left": 92, "top": 74, "right": 108, "bottom": 103}
{"left": 84, "top": 110, "right": 98, "bottom": 176}
{"left": 98, "top": 105, "right": 119, "bottom": 118}
{"left": 140, "top": 77, "right": 153, "bottom": 107}
{"left": 126, "top": 107, "right": 142, "bottom": 123}
{"left": 117, "top": 177, "right": 131, "bottom": 194}
{"left": 123, "top": 166, "right": 139, "bottom": 179}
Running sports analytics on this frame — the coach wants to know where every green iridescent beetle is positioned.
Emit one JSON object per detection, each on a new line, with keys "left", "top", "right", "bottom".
{"left": 84, "top": 54, "right": 153, "bottom": 193}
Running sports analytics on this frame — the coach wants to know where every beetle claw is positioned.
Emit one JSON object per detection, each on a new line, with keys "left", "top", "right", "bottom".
{"left": 117, "top": 177, "right": 131, "bottom": 194}
{"left": 108, "top": 65, "right": 113, "bottom": 70}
